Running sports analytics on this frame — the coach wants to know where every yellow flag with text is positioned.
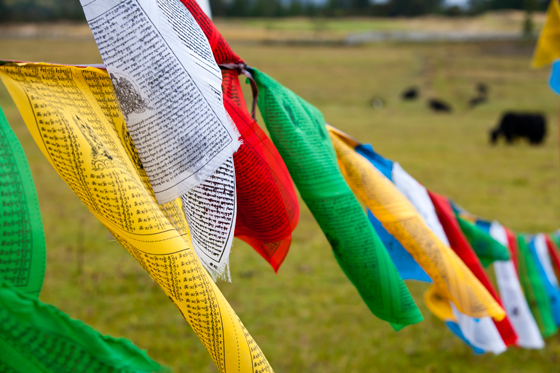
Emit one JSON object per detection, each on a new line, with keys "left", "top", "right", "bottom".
{"left": 0, "top": 62, "right": 272, "bottom": 373}
{"left": 328, "top": 127, "right": 505, "bottom": 322}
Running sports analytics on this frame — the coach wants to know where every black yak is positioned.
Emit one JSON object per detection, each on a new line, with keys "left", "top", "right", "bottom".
{"left": 490, "top": 112, "right": 547, "bottom": 145}
{"left": 401, "top": 87, "right": 419, "bottom": 100}
{"left": 428, "top": 99, "right": 453, "bottom": 113}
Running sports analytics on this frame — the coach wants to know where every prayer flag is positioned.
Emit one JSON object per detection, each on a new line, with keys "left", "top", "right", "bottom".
{"left": 0, "top": 62, "right": 272, "bottom": 373}
{"left": 354, "top": 144, "right": 430, "bottom": 282}
{"left": 0, "top": 283, "right": 168, "bottom": 373}
{"left": 429, "top": 192, "right": 517, "bottom": 346}
{"left": 253, "top": 68, "right": 422, "bottom": 329}
{"left": 328, "top": 127, "right": 506, "bottom": 321}
{"left": 516, "top": 234, "right": 557, "bottom": 337}
{"left": 532, "top": 0, "right": 560, "bottom": 68}
{"left": 455, "top": 215, "right": 510, "bottom": 267}
{"left": 0, "top": 108, "right": 45, "bottom": 297}
{"left": 545, "top": 234, "right": 560, "bottom": 282}
{"left": 182, "top": 0, "right": 300, "bottom": 271}
{"left": 528, "top": 234, "right": 560, "bottom": 326}
{"left": 490, "top": 222, "right": 544, "bottom": 349}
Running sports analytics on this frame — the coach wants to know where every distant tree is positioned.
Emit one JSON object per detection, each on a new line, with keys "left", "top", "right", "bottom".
{"left": 0, "top": 0, "right": 7, "bottom": 23}
{"left": 56, "top": 0, "right": 85, "bottom": 20}
{"left": 227, "top": 0, "right": 251, "bottom": 16}
{"left": 287, "top": 0, "right": 304, "bottom": 16}
{"left": 386, "top": 0, "right": 443, "bottom": 16}
{"left": 351, "top": 0, "right": 372, "bottom": 10}
{"left": 250, "top": 0, "right": 286, "bottom": 17}
{"left": 210, "top": 0, "right": 228, "bottom": 16}
{"left": 325, "top": 0, "right": 352, "bottom": 16}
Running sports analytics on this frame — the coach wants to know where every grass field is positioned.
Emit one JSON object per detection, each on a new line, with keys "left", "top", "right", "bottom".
{"left": 1, "top": 19, "right": 560, "bottom": 372}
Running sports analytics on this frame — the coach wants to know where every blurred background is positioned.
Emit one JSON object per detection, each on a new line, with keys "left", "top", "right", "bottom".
{"left": 1, "top": 0, "right": 559, "bottom": 372}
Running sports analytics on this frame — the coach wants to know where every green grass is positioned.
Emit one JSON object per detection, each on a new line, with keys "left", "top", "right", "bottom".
{"left": 1, "top": 35, "right": 560, "bottom": 372}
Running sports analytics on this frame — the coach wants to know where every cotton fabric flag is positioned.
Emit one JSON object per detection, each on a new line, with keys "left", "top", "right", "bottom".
{"left": 548, "top": 60, "right": 560, "bottom": 95}
{"left": 429, "top": 192, "right": 517, "bottom": 346}
{"left": 528, "top": 234, "right": 560, "bottom": 326}
{"left": 328, "top": 126, "right": 505, "bottom": 322}
{"left": 253, "top": 69, "right": 422, "bottom": 329}
{"left": 367, "top": 210, "right": 432, "bottom": 282}
{"left": 545, "top": 235, "right": 560, "bottom": 282}
{"left": 390, "top": 163, "right": 450, "bottom": 247}
{"left": 0, "top": 62, "right": 273, "bottom": 373}
{"left": 195, "top": 0, "right": 212, "bottom": 18}
{"left": 354, "top": 144, "right": 430, "bottom": 282}
{"left": 182, "top": 0, "right": 300, "bottom": 272}
{"left": 0, "top": 108, "right": 45, "bottom": 298}
{"left": 532, "top": 0, "right": 560, "bottom": 68}
{"left": 455, "top": 215, "right": 510, "bottom": 267}
{"left": 516, "top": 234, "right": 557, "bottom": 337}
{"left": 0, "top": 283, "right": 168, "bottom": 373}
{"left": 489, "top": 222, "right": 544, "bottom": 349}
{"left": 350, "top": 141, "right": 510, "bottom": 352}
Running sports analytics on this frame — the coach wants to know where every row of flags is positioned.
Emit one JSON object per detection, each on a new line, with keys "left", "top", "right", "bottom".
{"left": 0, "top": 0, "right": 559, "bottom": 371}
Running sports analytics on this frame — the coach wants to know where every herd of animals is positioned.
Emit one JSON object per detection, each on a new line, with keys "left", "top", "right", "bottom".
{"left": 397, "top": 84, "right": 547, "bottom": 145}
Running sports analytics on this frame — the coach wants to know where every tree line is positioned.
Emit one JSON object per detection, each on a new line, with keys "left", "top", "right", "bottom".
{"left": 0, "top": 0, "right": 550, "bottom": 23}
{"left": 212, "top": 0, "right": 549, "bottom": 17}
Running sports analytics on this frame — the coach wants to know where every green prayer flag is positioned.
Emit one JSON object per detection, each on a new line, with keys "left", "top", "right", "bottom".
{"left": 456, "top": 216, "right": 510, "bottom": 267}
{"left": 517, "top": 234, "right": 557, "bottom": 337}
{"left": 0, "top": 282, "right": 169, "bottom": 372}
{"left": 252, "top": 68, "right": 422, "bottom": 329}
{"left": 0, "top": 108, "right": 45, "bottom": 297}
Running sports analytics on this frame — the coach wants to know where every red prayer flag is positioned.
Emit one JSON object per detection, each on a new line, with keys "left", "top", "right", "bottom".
{"left": 181, "top": 0, "right": 300, "bottom": 271}
{"left": 504, "top": 226, "right": 520, "bottom": 275}
{"left": 545, "top": 234, "right": 560, "bottom": 283}
{"left": 428, "top": 191, "right": 518, "bottom": 347}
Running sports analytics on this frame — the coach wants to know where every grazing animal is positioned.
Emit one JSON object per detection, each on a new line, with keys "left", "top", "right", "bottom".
{"left": 490, "top": 112, "right": 547, "bottom": 145}
{"left": 476, "top": 82, "right": 489, "bottom": 96}
{"left": 468, "top": 96, "right": 487, "bottom": 108}
{"left": 428, "top": 99, "right": 453, "bottom": 113}
{"left": 402, "top": 87, "right": 419, "bottom": 100}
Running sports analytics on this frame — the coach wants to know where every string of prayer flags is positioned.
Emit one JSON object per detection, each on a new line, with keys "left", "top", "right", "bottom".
{"left": 339, "top": 134, "right": 512, "bottom": 353}
{"left": 527, "top": 234, "right": 560, "bottom": 325}
{"left": 183, "top": 0, "right": 300, "bottom": 271}
{"left": 0, "top": 62, "right": 273, "bottom": 373}
{"left": 516, "top": 234, "right": 558, "bottom": 337}
{"left": 428, "top": 192, "right": 517, "bottom": 346}
{"left": 81, "top": 0, "right": 240, "bottom": 281}
{"left": 0, "top": 108, "right": 46, "bottom": 298}
{"left": 0, "top": 283, "right": 169, "bottom": 373}
{"left": 532, "top": 0, "right": 560, "bottom": 68}
{"left": 327, "top": 126, "right": 506, "bottom": 322}
{"left": 348, "top": 140, "right": 510, "bottom": 353}
{"left": 252, "top": 68, "right": 422, "bottom": 329}
{"left": 488, "top": 222, "right": 544, "bottom": 349}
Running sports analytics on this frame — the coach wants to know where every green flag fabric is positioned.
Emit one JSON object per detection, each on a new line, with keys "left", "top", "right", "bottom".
{"left": 457, "top": 216, "right": 510, "bottom": 267}
{"left": 252, "top": 68, "right": 422, "bottom": 329}
{"left": 0, "top": 282, "right": 168, "bottom": 373}
{"left": 0, "top": 108, "right": 45, "bottom": 297}
{"left": 517, "top": 235, "right": 557, "bottom": 337}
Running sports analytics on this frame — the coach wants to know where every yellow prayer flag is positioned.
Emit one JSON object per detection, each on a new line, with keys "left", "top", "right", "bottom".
{"left": 532, "top": 0, "right": 560, "bottom": 68}
{"left": 328, "top": 127, "right": 505, "bottom": 322}
{"left": 0, "top": 62, "right": 272, "bottom": 373}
